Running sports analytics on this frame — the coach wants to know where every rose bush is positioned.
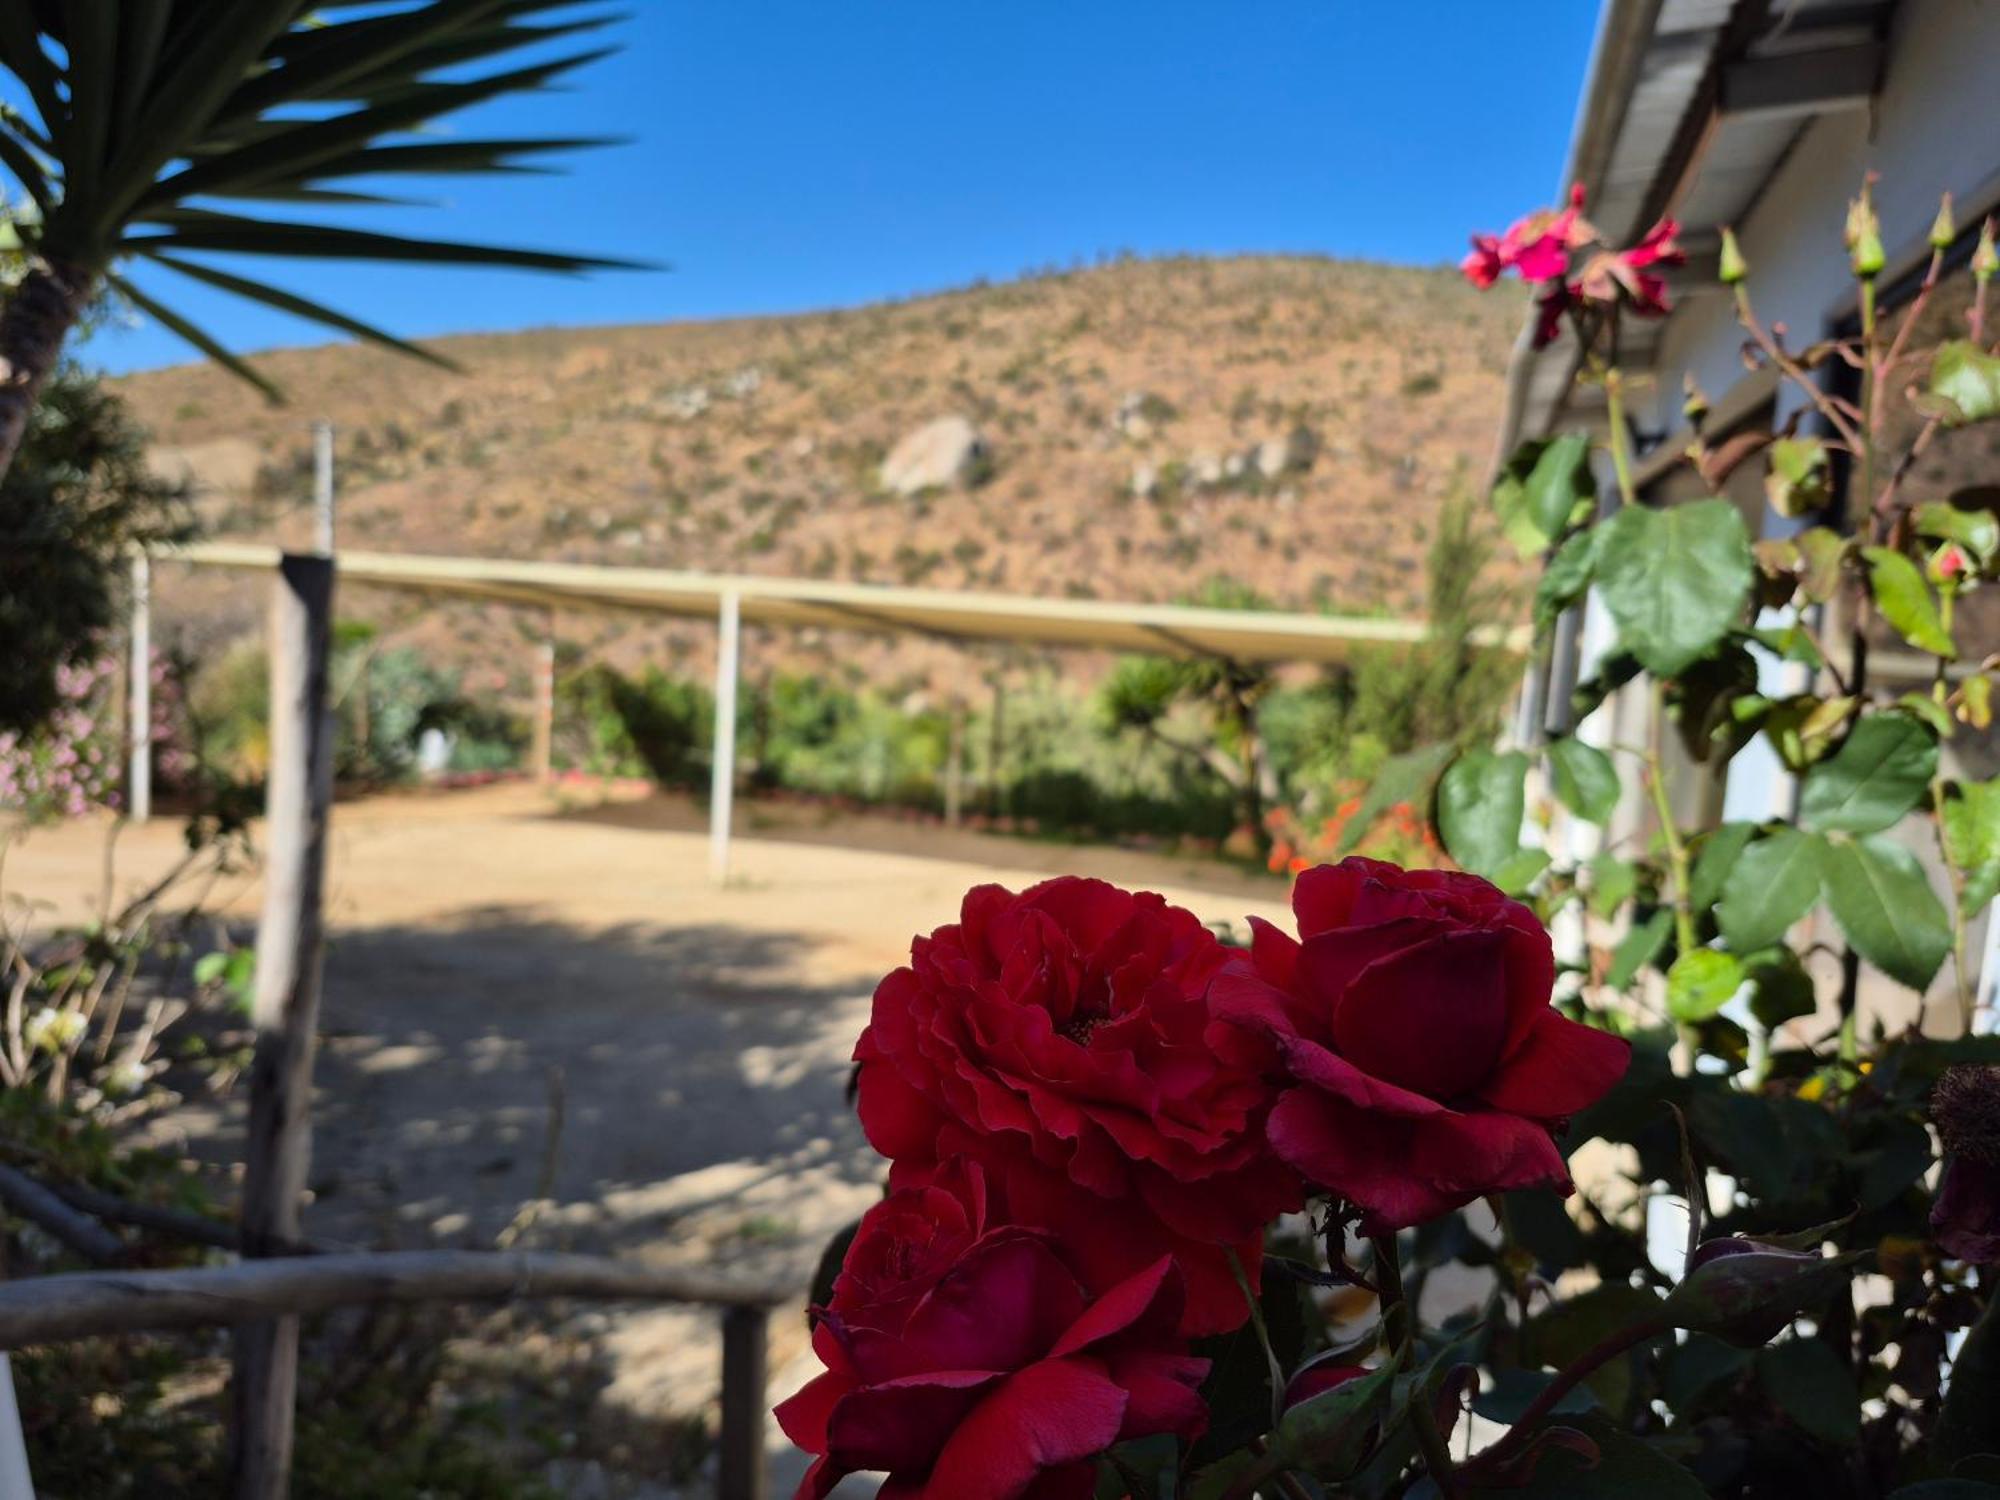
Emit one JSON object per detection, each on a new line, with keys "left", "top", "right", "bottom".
{"left": 787, "top": 179, "right": 2000, "bottom": 1500}
{"left": 776, "top": 1161, "right": 1207, "bottom": 1500}
{"left": 852, "top": 877, "right": 1301, "bottom": 1335}
{"left": 1213, "top": 858, "right": 1629, "bottom": 1231}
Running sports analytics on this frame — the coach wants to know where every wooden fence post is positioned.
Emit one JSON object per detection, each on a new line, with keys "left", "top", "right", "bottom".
{"left": 229, "top": 553, "right": 335, "bottom": 1500}
{"left": 718, "top": 1304, "right": 769, "bottom": 1500}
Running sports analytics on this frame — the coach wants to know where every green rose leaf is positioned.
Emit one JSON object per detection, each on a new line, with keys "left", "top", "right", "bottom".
{"left": 1929, "top": 339, "right": 2000, "bottom": 426}
{"left": 1492, "top": 438, "right": 1566, "bottom": 556}
{"left": 1333, "top": 742, "right": 1455, "bottom": 858}
{"left": 1821, "top": 834, "right": 1952, "bottom": 992}
{"left": 1716, "top": 828, "right": 1824, "bottom": 952}
{"left": 1794, "top": 527, "right": 1850, "bottom": 603}
{"left": 1915, "top": 500, "right": 2000, "bottom": 565}
{"left": 1798, "top": 715, "right": 1939, "bottom": 834}
{"left": 1764, "top": 436, "right": 1830, "bottom": 518}
{"left": 1898, "top": 691, "right": 1956, "bottom": 739}
{"left": 1549, "top": 737, "right": 1620, "bottom": 824}
{"left": 1480, "top": 1417, "right": 1708, "bottom": 1497}
{"left": 1745, "top": 947, "right": 1818, "bottom": 1030}
{"left": 1438, "top": 748, "right": 1529, "bottom": 881}
{"left": 1863, "top": 546, "right": 1956, "bottom": 657}
{"left": 1757, "top": 1337, "right": 1860, "bottom": 1446}
{"left": 1607, "top": 909, "right": 1673, "bottom": 990}
{"left": 1667, "top": 949, "right": 1745, "bottom": 1023}
{"left": 1942, "top": 778, "right": 2000, "bottom": 917}
{"left": 1586, "top": 851, "right": 1639, "bottom": 918}
{"left": 1522, "top": 431, "right": 1596, "bottom": 541}
{"left": 1492, "top": 846, "right": 1553, "bottom": 897}
{"left": 1597, "top": 499, "right": 1754, "bottom": 676}
{"left": 1689, "top": 821, "right": 1758, "bottom": 911}
{"left": 1537, "top": 526, "right": 1601, "bottom": 630}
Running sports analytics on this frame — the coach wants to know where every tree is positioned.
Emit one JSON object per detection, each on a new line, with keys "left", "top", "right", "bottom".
{"left": 1098, "top": 578, "right": 1281, "bottom": 855}
{"left": 0, "top": 1, "right": 639, "bottom": 484}
{"left": 0, "top": 365, "right": 188, "bottom": 732}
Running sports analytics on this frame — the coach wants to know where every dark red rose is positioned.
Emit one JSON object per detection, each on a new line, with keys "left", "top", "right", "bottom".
{"left": 1213, "top": 858, "right": 1630, "bottom": 1234}
{"left": 854, "top": 877, "right": 1301, "bottom": 1335}
{"left": 776, "top": 1164, "right": 1208, "bottom": 1500}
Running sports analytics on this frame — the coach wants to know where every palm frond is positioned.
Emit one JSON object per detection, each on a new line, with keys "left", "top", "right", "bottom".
{"left": 103, "top": 267, "right": 285, "bottom": 403}
{"left": 124, "top": 214, "right": 652, "bottom": 273}
{"left": 139, "top": 251, "right": 461, "bottom": 370}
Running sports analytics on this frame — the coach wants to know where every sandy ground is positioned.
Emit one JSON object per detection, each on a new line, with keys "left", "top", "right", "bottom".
{"left": 3, "top": 780, "right": 1290, "bottom": 1496}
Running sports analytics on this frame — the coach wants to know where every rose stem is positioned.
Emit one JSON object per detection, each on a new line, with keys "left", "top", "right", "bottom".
{"left": 1371, "top": 1235, "right": 1464, "bottom": 1498}
{"left": 1458, "top": 1314, "right": 1671, "bottom": 1482}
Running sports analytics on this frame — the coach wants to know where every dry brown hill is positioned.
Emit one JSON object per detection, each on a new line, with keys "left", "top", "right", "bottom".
{"left": 114, "top": 254, "right": 1524, "bottom": 699}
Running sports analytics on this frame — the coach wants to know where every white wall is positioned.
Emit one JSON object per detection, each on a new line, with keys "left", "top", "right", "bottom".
{"left": 1643, "top": 0, "right": 2000, "bottom": 446}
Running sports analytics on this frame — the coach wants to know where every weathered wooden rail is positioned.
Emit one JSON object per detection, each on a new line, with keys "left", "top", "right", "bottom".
{"left": 0, "top": 1250, "right": 785, "bottom": 1499}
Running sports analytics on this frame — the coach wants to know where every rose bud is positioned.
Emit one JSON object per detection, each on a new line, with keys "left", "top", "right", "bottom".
{"left": 1668, "top": 1236, "right": 1864, "bottom": 1348}
{"left": 1284, "top": 1357, "right": 1372, "bottom": 1411}
{"left": 1931, "top": 1065, "right": 2000, "bottom": 1264}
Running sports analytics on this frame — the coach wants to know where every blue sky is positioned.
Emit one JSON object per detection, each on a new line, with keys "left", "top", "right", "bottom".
{"left": 73, "top": 2, "right": 1602, "bottom": 375}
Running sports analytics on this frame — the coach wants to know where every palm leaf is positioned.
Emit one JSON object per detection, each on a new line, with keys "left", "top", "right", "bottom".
{"left": 217, "top": 0, "right": 519, "bottom": 119}
{"left": 104, "top": 266, "right": 285, "bottom": 403}
{"left": 58, "top": 2, "right": 117, "bottom": 202}
{"left": 145, "top": 48, "right": 611, "bottom": 207}
{"left": 140, "top": 250, "right": 461, "bottom": 371}
{"left": 123, "top": 216, "right": 653, "bottom": 273}
{"left": 227, "top": 136, "right": 628, "bottom": 185}
{"left": 0, "top": 121, "right": 54, "bottom": 211}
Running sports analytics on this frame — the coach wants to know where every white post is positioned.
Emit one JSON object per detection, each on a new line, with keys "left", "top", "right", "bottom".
{"left": 709, "top": 590, "right": 741, "bottom": 885}
{"left": 0, "top": 1354, "right": 34, "bottom": 1498}
{"left": 128, "top": 551, "right": 152, "bottom": 824}
{"left": 311, "top": 420, "right": 334, "bottom": 557}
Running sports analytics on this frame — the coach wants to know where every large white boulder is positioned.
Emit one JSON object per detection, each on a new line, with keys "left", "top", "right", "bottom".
{"left": 880, "top": 416, "right": 989, "bottom": 495}
{"left": 1255, "top": 426, "right": 1319, "bottom": 479}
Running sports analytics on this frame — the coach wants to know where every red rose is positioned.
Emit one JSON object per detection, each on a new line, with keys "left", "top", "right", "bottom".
{"left": 854, "top": 877, "right": 1301, "bottom": 1335}
{"left": 775, "top": 1164, "right": 1208, "bottom": 1500}
{"left": 1214, "top": 859, "right": 1629, "bottom": 1234}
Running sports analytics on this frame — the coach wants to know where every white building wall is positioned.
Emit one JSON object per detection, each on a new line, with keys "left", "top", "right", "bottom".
{"left": 1642, "top": 0, "right": 2000, "bottom": 443}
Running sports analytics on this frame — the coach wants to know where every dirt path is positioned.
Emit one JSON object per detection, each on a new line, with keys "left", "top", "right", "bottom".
{"left": 4, "top": 781, "right": 1291, "bottom": 1494}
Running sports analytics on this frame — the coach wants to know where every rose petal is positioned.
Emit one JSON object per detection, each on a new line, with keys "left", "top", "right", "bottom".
{"left": 774, "top": 1369, "right": 849, "bottom": 1452}
{"left": 919, "top": 1358, "right": 1129, "bottom": 1500}
{"left": 1049, "top": 1257, "right": 1178, "bottom": 1357}
{"left": 1328, "top": 929, "right": 1509, "bottom": 1101}
{"left": 1276, "top": 1036, "right": 1447, "bottom": 1118}
{"left": 825, "top": 1369, "right": 1004, "bottom": 1476}
{"left": 903, "top": 1235, "right": 1085, "bottom": 1372}
{"left": 1480, "top": 1010, "right": 1630, "bottom": 1119}
{"left": 1108, "top": 1350, "right": 1210, "bottom": 1441}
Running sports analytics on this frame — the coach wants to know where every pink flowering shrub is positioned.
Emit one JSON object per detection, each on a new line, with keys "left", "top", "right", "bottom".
{"left": 0, "top": 647, "right": 189, "bottom": 821}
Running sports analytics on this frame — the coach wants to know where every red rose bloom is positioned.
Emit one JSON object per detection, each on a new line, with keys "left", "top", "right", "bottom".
{"left": 775, "top": 1164, "right": 1208, "bottom": 1500}
{"left": 853, "top": 878, "right": 1301, "bottom": 1335}
{"left": 1214, "top": 859, "right": 1630, "bottom": 1234}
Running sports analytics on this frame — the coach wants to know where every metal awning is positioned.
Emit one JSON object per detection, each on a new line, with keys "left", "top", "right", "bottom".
{"left": 159, "top": 541, "right": 1528, "bottom": 665}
